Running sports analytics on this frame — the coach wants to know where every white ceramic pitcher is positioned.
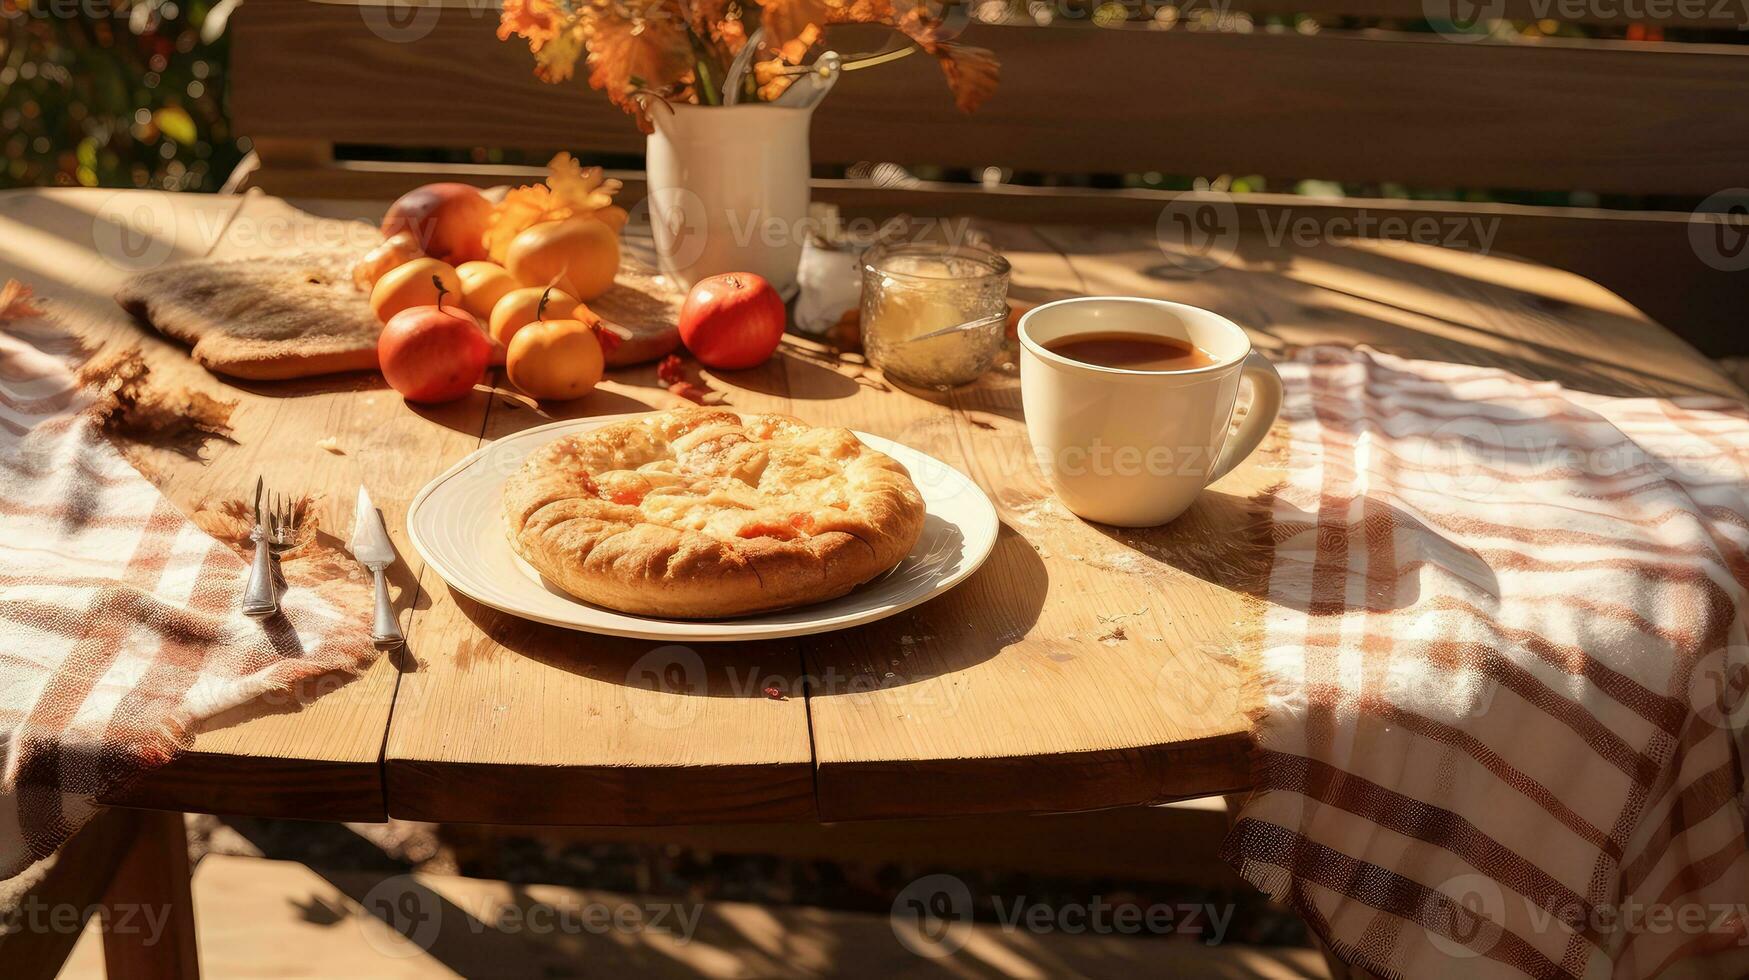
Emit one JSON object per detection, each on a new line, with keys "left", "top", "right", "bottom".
{"left": 644, "top": 102, "right": 813, "bottom": 295}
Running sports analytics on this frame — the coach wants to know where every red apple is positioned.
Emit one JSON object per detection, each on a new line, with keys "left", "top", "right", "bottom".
{"left": 378, "top": 296, "right": 490, "bottom": 403}
{"left": 677, "top": 272, "right": 786, "bottom": 370}
{"left": 380, "top": 183, "right": 492, "bottom": 265}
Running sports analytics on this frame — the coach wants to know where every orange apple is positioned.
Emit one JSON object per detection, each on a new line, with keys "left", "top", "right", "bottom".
{"left": 506, "top": 316, "right": 605, "bottom": 401}
{"left": 370, "top": 258, "right": 461, "bottom": 324}
{"left": 489, "top": 285, "right": 578, "bottom": 349}
{"left": 505, "top": 217, "right": 619, "bottom": 300}
{"left": 381, "top": 183, "right": 492, "bottom": 264}
{"left": 378, "top": 301, "right": 490, "bottom": 403}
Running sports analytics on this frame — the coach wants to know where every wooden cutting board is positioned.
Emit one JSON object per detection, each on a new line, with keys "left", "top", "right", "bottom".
{"left": 116, "top": 206, "right": 684, "bottom": 381}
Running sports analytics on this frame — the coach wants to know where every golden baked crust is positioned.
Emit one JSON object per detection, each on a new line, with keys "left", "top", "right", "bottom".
{"left": 502, "top": 409, "right": 927, "bottom": 618}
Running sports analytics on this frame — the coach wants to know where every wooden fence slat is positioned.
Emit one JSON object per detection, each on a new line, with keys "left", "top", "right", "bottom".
{"left": 1182, "top": 0, "right": 1749, "bottom": 25}
{"left": 232, "top": 3, "right": 1749, "bottom": 195}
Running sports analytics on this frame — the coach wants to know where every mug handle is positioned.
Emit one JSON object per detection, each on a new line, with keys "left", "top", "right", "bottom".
{"left": 1207, "top": 351, "right": 1284, "bottom": 485}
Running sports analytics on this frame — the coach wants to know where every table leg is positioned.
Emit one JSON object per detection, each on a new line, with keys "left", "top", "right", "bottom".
{"left": 0, "top": 809, "right": 140, "bottom": 980}
{"left": 97, "top": 809, "right": 199, "bottom": 980}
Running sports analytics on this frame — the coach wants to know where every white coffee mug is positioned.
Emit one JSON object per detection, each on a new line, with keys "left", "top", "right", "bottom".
{"left": 1018, "top": 296, "right": 1283, "bottom": 527}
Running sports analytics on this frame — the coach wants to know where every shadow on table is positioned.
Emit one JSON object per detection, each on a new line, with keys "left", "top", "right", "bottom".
{"left": 450, "top": 590, "right": 812, "bottom": 700}
{"left": 1042, "top": 225, "right": 1735, "bottom": 400}
{"left": 740, "top": 344, "right": 867, "bottom": 401}
{"left": 1245, "top": 276, "right": 1692, "bottom": 400}
{"left": 800, "top": 523, "right": 1049, "bottom": 696}
{"left": 478, "top": 382, "right": 659, "bottom": 428}
{"left": 1290, "top": 248, "right": 1732, "bottom": 397}
{"left": 148, "top": 355, "right": 668, "bottom": 434}
{"left": 1094, "top": 491, "right": 1500, "bottom": 618}
{"left": 218, "top": 368, "right": 390, "bottom": 399}
{"left": 205, "top": 815, "right": 1314, "bottom": 980}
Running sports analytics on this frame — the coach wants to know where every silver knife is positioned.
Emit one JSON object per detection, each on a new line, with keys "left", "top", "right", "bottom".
{"left": 348, "top": 486, "right": 404, "bottom": 649}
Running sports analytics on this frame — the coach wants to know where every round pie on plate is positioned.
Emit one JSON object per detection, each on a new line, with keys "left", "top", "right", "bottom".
{"left": 502, "top": 408, "right": 927, "bottom": 618}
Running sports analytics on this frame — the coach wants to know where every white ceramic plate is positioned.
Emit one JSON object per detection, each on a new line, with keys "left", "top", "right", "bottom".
{"left": 406, "top": 414, "right": 999, "bottom": 641}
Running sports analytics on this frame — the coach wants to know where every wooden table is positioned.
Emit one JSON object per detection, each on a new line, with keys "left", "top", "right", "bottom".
{"left": 4, "top": 186, "right": 1743, "bottom": 973}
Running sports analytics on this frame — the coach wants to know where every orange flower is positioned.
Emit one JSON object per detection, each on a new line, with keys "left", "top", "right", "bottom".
{"left": 497, "top": 0, "right": 564, "bottom": 49}
{"left": 494, "top": 0, "right": 1000, "bottom": 116}
{"left": 547, "top": 152, "right": 622, "bottom": 209}
{"left": 484, "top": 154, "right": 627, "bottom": 264}
{"left": 774, "top": 22, "right": 821, "bottom": 63}
{"left": 935, "top": 44, "right": 999, "bottom": 113}
{"left": 827, "top": 0, "right": 999, "bottom": 112}
{"left": 749, "top": 23, "right": 818, "bottom": 102}
{"left": 714, "top": 16, "right": 747, "bottom": 51}
{"left": 580, "top": 2, "right": 694, "bottom": 121}
{"left": 759, "top": 0, "right": 828, "bottom": 46}
{"left": 535, "top": 24, "right": 587, "bottom": 82}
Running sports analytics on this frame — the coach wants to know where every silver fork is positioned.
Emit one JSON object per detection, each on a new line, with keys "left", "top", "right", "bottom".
{"left": 242, "top": 481, "right": 301, "bottom": 618}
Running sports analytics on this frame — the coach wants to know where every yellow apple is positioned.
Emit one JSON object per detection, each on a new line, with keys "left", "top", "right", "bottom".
{"left": 489, "top": 285, "right": 579, "bottom": 350}
{"left": 456, "top": 261, "right": 518, "bottom": 321}
{"left": 370, "top": 257, "right": 461, "bottom": 324}
{"left": 506, "top": 317, "right": 605, "bottom": 401}
{"left": 505, "top": 218, "right": 619, "bottom": 301}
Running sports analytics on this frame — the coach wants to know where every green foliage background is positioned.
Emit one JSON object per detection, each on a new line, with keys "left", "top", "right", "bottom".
{"left": 1, "top": 0, "right": 242, "bottom": 190}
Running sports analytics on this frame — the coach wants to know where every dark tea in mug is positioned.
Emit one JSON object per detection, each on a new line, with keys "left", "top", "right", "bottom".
{"left": 1042, "top": 331, "right": 1216, "bottom": 372}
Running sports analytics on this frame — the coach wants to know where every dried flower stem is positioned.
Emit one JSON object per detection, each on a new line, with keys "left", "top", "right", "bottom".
{"left": 694, "top": 53, "right": 722, "bottom": 105}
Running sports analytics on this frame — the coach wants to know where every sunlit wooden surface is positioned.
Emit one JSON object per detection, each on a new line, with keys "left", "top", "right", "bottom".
{"left": 1, "top": 187, "right": 1737, "bottom": 826}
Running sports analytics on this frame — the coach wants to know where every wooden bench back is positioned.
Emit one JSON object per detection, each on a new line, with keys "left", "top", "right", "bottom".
{"left": 227, "top": 0, "right": 1749, "bottom": 355}
{"left": 233, "top": 1, "right": 1749, "bottom": 194}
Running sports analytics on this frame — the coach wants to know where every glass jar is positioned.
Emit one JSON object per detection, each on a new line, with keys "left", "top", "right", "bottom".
{"left": 860, "top": 242, "right": 1011, "bottom": 389}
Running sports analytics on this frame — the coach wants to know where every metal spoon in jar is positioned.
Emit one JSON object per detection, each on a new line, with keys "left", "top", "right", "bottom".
{"left": 894, "top": 310, "right": 1009, "bottom": 346}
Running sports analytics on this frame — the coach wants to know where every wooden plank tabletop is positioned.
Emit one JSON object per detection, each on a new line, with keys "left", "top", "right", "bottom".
{"left": 383, "top": 351, "right": 819, "bottom": 825}
{"left": 0, "top": 189, "right": 417, "bottom": 821}
{"left": 3, "top": 187, "right": 1739, "bottom": 826}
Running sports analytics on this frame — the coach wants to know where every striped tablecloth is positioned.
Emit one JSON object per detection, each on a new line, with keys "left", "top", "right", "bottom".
{"left": 0, "top": 306, "right": 379, "bottom": 879}
{"left": 1227, "top": 347, "right": 1749, "bottom": 979}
